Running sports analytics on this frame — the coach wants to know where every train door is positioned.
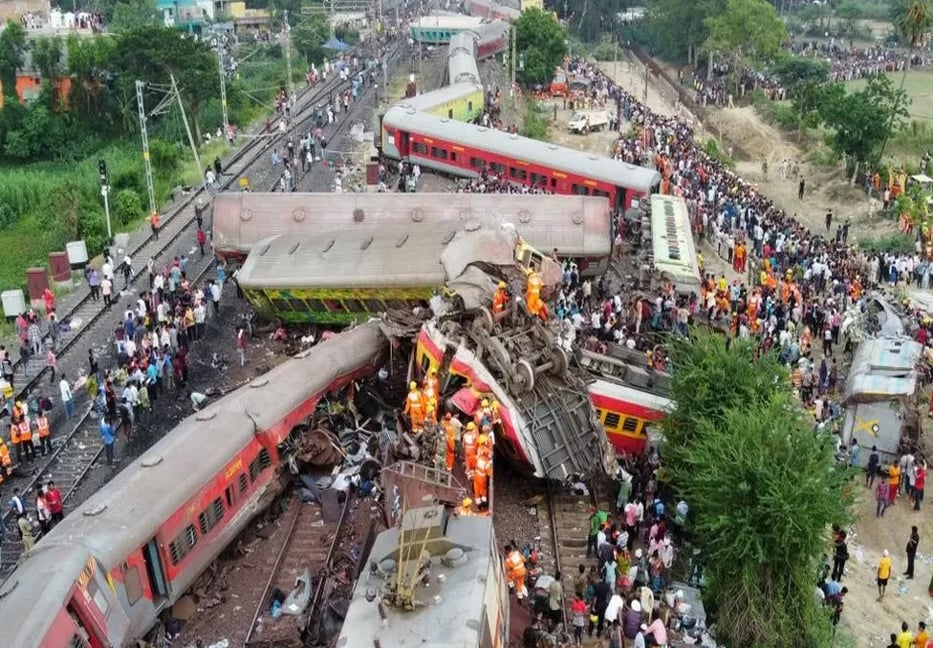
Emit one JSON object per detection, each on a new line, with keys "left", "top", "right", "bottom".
{"left": 398, "top": 130, "right": 410, "bottom": 157}
{"left": 613, "top": 186, "right": 626, "bottom": 212}
{"left": 142, "top": 537, "right": 169, "bottom": 601}
{"left": 64, "top": 603, "right": 105, "bottom": 648}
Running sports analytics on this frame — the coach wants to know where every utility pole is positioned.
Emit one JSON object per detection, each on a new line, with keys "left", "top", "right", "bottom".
{"left": 170, "top": 74, "right": 202, "bottom": 180}
{"left": 135, "top": 80, "right": 157, "bottom": 216}
{"left": 98, "top": 159, "right": 112, "bottom": 242}
{"left": 217, "top": 43, "right": 229, "bottom": 137}
{"left": 510, "top": 25, "right": 516, "bottom": 108}
{"left": 283, "top": 9, "right": 294, "bottom": 98}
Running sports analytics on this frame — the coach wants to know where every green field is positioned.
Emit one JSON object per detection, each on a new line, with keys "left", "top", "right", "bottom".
{"left": 845, "top": 69, "right": 933, "bottom": 121}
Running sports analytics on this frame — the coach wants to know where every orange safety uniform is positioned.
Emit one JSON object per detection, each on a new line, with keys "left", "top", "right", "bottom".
{"left": 36, "top": 416, "right": 50, "bottom": 439}
{"left": 404, "top": 384, "right": 427, "bottom": 432}
{"left": 17, "top": 420, "right": 31, "bottom": 443}
{"left": 444, "top": 420, "right": 457, "bottom": 471}
{"left": 492, "top": 287, "right": 509, "bottom": 314}
{"left": 0, "top": 437, "right": 10, "bottom": 483}
{"left": 505, "top": 549, "right": 528, "bottom": 599}
{"left": 462, "top": 426, "right": 478, "bottom": 476}
{"left": 525, "top": 271, "right": 545, "bottom": 319}
{"left": 473, "top": 454, "right": 492, "bottom": 507}
{"left": 423, "top": 371, "right": 439, "bottom": 402}
{"left": 424, "top": 398, "right": 438, "bottom": 427}
{"left": 9, "top": 422, "right": 20, "bottom": 446}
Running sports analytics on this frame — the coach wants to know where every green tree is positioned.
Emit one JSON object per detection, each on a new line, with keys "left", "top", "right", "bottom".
{"left": 879, "top": 0, "right": 933, "bottom": 159}
{"left": 662, "top": 333, "right": 850, "bottom": 648}
{"left": 66, "top": 34, "right": 118, "bottom": 125}
{"left": 39, "top": 182, "right": 83, "bottom": 248}
{"left": 820, "top": 75, "right": 910, "bottom": 172}
{"left": 292, "top": 14, "right": 330, "bottom": 66}
{"left": 514, "top": 7, "right": 567, "bottom": 86}
{"left": 645, "top": 0, "right": 725, "bottom": 64}
{"left": 112, "top": 188, "right": 143, "bottom": 225}
{"left": 0, "top": 20, "right": 27, "bottom": 100}
{"left": 703, "top": 0, "right": 788, "bottom": 90}
{"left": 770, "top": 55, "right": 829, "bottom": 93}
{"left": 115, "top": 27, "right": 219, "bottom": 142}
{"left": 109, "top": 0, "right": 160, "bottom": 32}
{"left": 31, "top": 36, "right": 64, "bottom": 109}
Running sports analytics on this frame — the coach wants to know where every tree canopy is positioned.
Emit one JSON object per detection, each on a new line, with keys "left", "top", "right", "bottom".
{"left": 703, "top": 0, "right": 788, "bottom": 68}
{"left": 292, "top": 14, "right": 330, "bottom": 66}
{"left": 514, "top": 7, "right": 567, "bottom": 86}
{"left": 662, "top": 333, "right": 850, "bottom": 648}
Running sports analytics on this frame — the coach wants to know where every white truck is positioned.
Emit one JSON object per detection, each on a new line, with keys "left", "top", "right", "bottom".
{"left": 568, "top": 109, "right": 609, "bottom": 134}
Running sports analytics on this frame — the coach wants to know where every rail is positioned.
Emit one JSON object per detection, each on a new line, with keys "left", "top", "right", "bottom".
{"left": 304, "top": 490, "right": 354, "bottom": 642}
{"left": 544, "top": 481, "right": 568, "bottom": 631}
{"left": 243, "top": 499, "right": 307, "bottom": 645}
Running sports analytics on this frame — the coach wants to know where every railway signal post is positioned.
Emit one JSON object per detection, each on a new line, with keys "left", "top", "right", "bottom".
{"left": 98, "top": 159, "right": 112, "bottom": 241}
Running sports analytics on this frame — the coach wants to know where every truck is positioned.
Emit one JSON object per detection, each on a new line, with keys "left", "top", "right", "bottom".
{"left": 568, "top": 109, "right": 609, "bottom": 134}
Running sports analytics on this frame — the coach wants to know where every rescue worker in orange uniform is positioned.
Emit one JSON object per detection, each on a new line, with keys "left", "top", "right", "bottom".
{"left": 9, "top": 420, "right": 21, "bottom": 465}
{"left": 35, "top": 411, "right": 51, "bottom": 457}
{"left": 492, "top": 281, "right": 509, "bottom": 315}
{"left": 443, "top": 413, "right": 457, "bottom": 472}
{"left": 424, "top": 397, "right": 438, "bottom": 428}
{"left": 474, "top": 452, "right": 492, "bottom": 509}
{"left": 18, "top": 417, "right": 34, "bottom": 462}
{"left": 404, "top": 381, "right": 427, "bottom": 435}
{"left": 504, "top": 544, "right": 528, "bottom": 601}
{"left": 0, "top": 434, "right": 12, "bottom": 481}
{"left": 478, "top": 428, "right": 494, "bottom": 458}
{"left": 525, "top": 268, "right": 546, "bottom": 320}
{"left": 462, "top": 422, "right": 478, "bottom": 477}
{"left": 423, "top": 368, "right": 439, "bottom": 403}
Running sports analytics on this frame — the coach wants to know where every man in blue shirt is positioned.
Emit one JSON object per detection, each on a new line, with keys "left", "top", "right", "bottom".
{"left": 99, "top": 416, "right": 116, "bottom": 466}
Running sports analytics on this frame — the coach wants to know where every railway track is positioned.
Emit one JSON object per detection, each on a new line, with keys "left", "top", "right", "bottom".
{"left": 0, "top": 37, "right": 399, "bottom": 573}
{"left": 244, "top": 494, "right": 338, "bottom": 647}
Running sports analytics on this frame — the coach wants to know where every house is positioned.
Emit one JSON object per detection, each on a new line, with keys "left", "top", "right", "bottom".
{"left": 227, "top": 1, "right": 270, "bottom": 35}
{"left": 156, "top": 0, "right": 214, "bottom": 32}
{"left": 0, "top": 44, "right": 72, "bottom": 108}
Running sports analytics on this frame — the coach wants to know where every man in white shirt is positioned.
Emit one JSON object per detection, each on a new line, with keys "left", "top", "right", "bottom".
{"left": 59, "top": 374, "right": 74, "bottom": 419}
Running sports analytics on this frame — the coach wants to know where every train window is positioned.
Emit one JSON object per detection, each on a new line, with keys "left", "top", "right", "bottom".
{"left": 622, "top": 417, "right": 640, "bottom": 434}
{"left": 550, "top": 178, "right": 557, "bottom": 188}
{"left": 448, "top": 109, "right": 454, "bottom": 119}
{"left": 530, "top": 172, "right": 548, "bottom": 187}
{"left": 238, "top": 473, "right": 248, "bottom": 494}
{"left": 343, "top": 298, "right": 365, "bottom": 312}
{"left": 225, "top": 484, "right": 235, "bottom": 509}
{"left": 412, "top": 142, "right": 428, "bottom": 155}
{"left": 468, "top": 100, "right": 473, "bottom": 112}
{"left": 289, "top": 298, "right": 307, "bottom": 311}
{"left": 364, "top": 298, "right": 386, "bottom": 311}
{"left": 249, "top": 449, "right": 272, "bottom": 483}
{"left": 431, "top": 147, "right": 448, "bottom": 160}
{"left": 450, "top": 151, "right": 457, "bottom": 162}
{"left": 603, "top": 412, "right": 621, "bottom": 430}
{"left": 470, "top": 156, "right": 485, "bottom": 169}
{"left": 307, "top": 299, "right": 326, "bottom": 311}
{"left": 509, "top": 167, "right": 527, "bottom": 181}
{"left": 324, "top": 299, "right": 346, "bottom": 312}
{"left": 84, "top": 573, "right": 111, "bottom": 616}
{"left": 593, "top": 189, "right": 610, "bottom": 199}
{"left": 169, "top": 524, "right": 198, "bottom": 565}
{"left": 271, "top": 298, "right": 293, "bottom": 312}
{"left": 123, "top": 563, "right": 143, "bottom": 605}
{"left": 490, "top": 162, "right": 506, "bottom": 175}
{"left": 571, "top": 184, "right": 590, "bottom": 196}
{"left": 595, "top": 408, "right": 604, "bottom": 418}
{"left": 69, "top": 635, "right": 91, "bottom": 648}
{"left": 198, "top": 497, "right": 225, "bottom": 536}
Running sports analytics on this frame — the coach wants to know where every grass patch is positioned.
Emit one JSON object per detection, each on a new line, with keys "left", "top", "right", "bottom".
{"left": 845, "top": 70, "right": 933, "bottom": 122}
{"left": 0, "top": 214, "right": 56, "bottom": 293}
{"left": 520, "top": 100, "right": 550, "bottom": 141}
{"left": 857, "top": 231, "right": 914, "bottom": 254}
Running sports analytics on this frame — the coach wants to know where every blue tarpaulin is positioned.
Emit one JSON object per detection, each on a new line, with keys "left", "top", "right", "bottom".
{"left": 323, "top": 37, "right": 349, "bottom": 51}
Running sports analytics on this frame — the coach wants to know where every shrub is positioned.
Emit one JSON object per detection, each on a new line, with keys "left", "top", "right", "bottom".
{"left": 112, "top": 188, "right": 143, "bottom": 226}
{"left": 857, "top": 232, "right": 915, "bottom": 254}
{"left": 148, "top": 139, "right": 182, "bottom": 173}
{"left": 520, "top": 101, "right": 549, "bottom": 141}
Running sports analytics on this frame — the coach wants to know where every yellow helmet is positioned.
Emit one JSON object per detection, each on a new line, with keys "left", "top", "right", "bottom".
{"left": 478, "top": 434, "right": 488, "bottom": 446}
{"left": 429, "top": 367, "right": 438, "bottom": 375}
{"left": 466, "top": 422, "right": 476, "bottom": 430}
{"left": 426, "top": 399, "right": 436, "bottom": 411}
{"left": 409, "top": 381, "right": 417, "bottom": 390}
{"left": 481, "top": 399, "right": 490, "bottom": 408}
{"left": 525, "top": 267, "right": 534, "bottom": 275}
{"left": 462, "top": 498, "right": 472, "bottom": 507}
{"left": 498, "top": 281, "right": 507, "bottom": 288}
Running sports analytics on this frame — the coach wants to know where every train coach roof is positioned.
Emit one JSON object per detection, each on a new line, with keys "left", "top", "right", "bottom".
{"left": 337, "top": 513, "right": 497, "bottom": 647}
{"left": 236, "top": 223, "right": 523, "bottom": 290}
{"left": 212, "top": 192, "right": 611, "bottom": 257}
{"left": 398, "top": 82, "right": 482, "bottom": 113}
{"left": 383, "top": 105, "right": 661, "bottom": 193}
{"left": 466, "top": 19, "right": 510, "bottom": 42}
{"left": 411, "top": 14, "right": 486, "bottom": 30}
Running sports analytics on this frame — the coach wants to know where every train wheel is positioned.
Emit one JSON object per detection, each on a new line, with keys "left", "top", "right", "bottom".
{"left": 511, "top": 359, "right": 535, "bottom": 394}
{"left": 549, "top": 347, "right": 569, "bottom": 377}
{"left": 472, "top": 307, "right": 494, "bottom": 336}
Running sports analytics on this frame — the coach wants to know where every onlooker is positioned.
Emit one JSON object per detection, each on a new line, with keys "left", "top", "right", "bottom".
{"left": 59, "top": 374, "right": 74, "bottom": 419}
{"left": 876, "top": 549, "right": 892, "bottom": 600}
{"left": 99, "top": 415, "right": 115, "bottom": 466}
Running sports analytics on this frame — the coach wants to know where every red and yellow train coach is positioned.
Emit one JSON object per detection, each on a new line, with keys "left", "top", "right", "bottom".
{"left": 0, "top": 324, "right": 386, "bottom": 648}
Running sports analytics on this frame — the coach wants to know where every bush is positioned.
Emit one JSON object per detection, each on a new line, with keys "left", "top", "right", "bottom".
{"left": 112, "top": 188, "right": 143, "bottom": 226}
{"left": 148, "top": 139, "right": 183, "bottom": 173}
{"left": 520, "top": 101, "right": 549, "bottom": 141}
{"left": 857, "top": 232, "right": 915, "bottom": 254}
{"left": 767, "top": 103, "right": 800, "bottom": 131}
{"left": 704, "top": 138, "right": 735, "bottom": 169}
{"left": 79, "top": 210, "right": 108, "bottom": 254}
